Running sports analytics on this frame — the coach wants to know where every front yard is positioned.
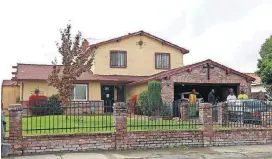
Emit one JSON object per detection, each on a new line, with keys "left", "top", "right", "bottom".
{"left": 4, "top": 115, "right": 200, "bottom": 136}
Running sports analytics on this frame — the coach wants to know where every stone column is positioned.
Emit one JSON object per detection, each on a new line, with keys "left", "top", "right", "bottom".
{"left": 199, "top": 103, "right": 213, "bottom": 147}
{"left": 113, "top": 102, "right": 127, "bottom": 150}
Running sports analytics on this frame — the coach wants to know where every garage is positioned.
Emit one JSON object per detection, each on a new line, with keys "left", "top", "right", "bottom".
{"left": 160, "top": 60, "right": 254, "bottom": 105}
{"left": 174, "top": 83, "right": 239, "bottom": 102}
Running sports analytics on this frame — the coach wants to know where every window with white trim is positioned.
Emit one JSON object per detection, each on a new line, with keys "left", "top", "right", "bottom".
{"left": 71, "top": 84, "right": 88, "bottom": 101}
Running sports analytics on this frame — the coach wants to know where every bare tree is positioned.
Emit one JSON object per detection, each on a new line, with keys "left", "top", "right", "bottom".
{"left": 47, "top": 24, "right": 95, "bottom": 105}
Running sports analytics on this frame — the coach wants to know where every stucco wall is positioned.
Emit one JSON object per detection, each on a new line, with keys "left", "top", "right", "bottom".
{"left": 22, "top": 81, "right": 58, "bottom": 100}
{"left": 126, "top": 83, "right": 148, "bottom": 99}
{"left": 21, "top": 81, "right": 101, "bottom": 101}
{"left": 161, "top": 66, "right": 251, "bottom": 103}
{"left": 89, "top": 81, "right": 101, "bottom": 100}
{"left": 251, "top": 84, "right": 266, "bottom": 93}
{"left": 93, "top": 35, "right": 184, "bottom": 76}
{"left": 2, "top": 86, "right": 20, "bottom": 109}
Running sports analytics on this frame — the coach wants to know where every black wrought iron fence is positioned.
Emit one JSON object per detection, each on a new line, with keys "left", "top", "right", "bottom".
{"left": 5, "top": 100, "right": 115, "bottom": 136}
{"left": 127, "top": 101, "right": 201, "bottom": 131}
{"left": 215, "top": 100, "right": 272, "bottom": 129}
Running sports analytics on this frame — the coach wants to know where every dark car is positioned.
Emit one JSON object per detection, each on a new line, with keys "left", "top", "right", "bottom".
{"left": 226, "top": 99, "right": 267, "bottom": 124}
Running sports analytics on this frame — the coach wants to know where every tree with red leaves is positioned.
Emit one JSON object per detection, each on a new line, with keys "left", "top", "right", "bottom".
{"left": 47, "top": 24, "right": 95, "bottom": 106}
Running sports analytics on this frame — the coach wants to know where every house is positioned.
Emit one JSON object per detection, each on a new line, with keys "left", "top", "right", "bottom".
{"left": 5, "top": 30, "right": 255, "bottom": 112}
{"left": 246, "top": 73, "right": 266, "bottom": 93}
{"left": 1, "top": 80, "right": 20, "bottom": 111}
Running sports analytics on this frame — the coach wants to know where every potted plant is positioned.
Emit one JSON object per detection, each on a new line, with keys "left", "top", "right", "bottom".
{"left": 16, "top": 96, "right": 20, "bottom": 104}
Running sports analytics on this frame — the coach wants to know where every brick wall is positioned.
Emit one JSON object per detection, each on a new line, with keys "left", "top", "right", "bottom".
{"left": 127, "top": 130, "right": 203, "bottom": 149}
{"left": 213, "top": 129, "right": 272, "bottom": 146}
{"left": 161, "top": 66, "right": 251, "bottom": 103}
{"left": 5, "top": 103, "right": 272, "bottom": 156}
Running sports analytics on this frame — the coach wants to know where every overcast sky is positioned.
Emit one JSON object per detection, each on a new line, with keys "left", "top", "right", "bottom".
{"left": 1, "top": 0, "right": 272, "bottom": 84}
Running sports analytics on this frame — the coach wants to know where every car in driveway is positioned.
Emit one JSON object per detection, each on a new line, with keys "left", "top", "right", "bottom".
{"left": 176, "top": 92, "right": 204, "bottom": 103}
{"left": 226, "top": 99, "right": 268, "bottom": 124}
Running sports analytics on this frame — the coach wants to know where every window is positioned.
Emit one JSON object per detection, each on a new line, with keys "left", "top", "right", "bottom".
{"left": 155, "top": 53, "right": 170, "bottom": 69}
{"left": 71, "top": 84, "right": 88, "bottom": 101}
{"left": 110, "top": 51, "right": 127, "bottom": 68}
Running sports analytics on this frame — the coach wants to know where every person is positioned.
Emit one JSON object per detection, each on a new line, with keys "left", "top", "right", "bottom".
{"left": 208, "top": 89, "right": 216, "bottom": 105}
{"left": 227, "top": 88, "right": 237, "bottom": 101}
{"left": 238, "top": 90, "right": 248, "bottom": 100}
{"left": 188, "top": 89, "right": 197, "bottom": 117}
{"left": 189, "top": 89, "right": 197, "bottom": 104}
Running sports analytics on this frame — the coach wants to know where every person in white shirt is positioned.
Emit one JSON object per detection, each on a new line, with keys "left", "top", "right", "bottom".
{"left": 227, "top": 88, "right": 237, "bottom": 101}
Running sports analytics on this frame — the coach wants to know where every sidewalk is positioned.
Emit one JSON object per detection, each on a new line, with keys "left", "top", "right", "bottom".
{"left": 4, "top": 144, "right": 272, "bottom": 159}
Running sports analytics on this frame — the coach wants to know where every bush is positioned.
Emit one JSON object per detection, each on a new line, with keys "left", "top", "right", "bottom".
{"left": 136, "top": 90, "right": 148, "bottom": 115}
{"left": 129, "top": 94, "right": 137, "bottom": 113}
{"left": 148, "top": 81, "right": 162, "bottom": 115}
{"left": 46, "top": 94, "right": 63, "bottom": 115}
{"left": 28, "top": 94, "right": 63, "bottom": 115}
{"left": 28, "top": 94, "right": 48, "bottom": 115}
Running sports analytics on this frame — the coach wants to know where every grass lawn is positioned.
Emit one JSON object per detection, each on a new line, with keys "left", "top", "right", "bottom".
{"left": 4, "top": 115, "right": 201, "bottom": 136}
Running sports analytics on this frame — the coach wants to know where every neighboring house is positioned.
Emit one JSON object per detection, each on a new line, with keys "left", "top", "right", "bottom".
{"left": 246, "top": 73, "right": 266, "bottom": 93}
{"left": 1, "top": 80, "right": 20, "bottom": 111}
{"left": 6, "top": 30, "right": 255, "bottom": 110}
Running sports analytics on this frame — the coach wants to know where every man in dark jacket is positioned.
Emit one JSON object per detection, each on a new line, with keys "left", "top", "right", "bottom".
{"left": 208, "top": 89, "right": 216, "bottom": 105}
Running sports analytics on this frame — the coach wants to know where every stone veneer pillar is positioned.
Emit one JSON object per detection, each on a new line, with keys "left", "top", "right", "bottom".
{"left": 113, "top": 102, "right": 128, "bottom": 150}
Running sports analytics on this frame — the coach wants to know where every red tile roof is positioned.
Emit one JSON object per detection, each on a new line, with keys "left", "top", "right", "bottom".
{"left": 246, "top": 73, "right": 261, "bottom": 85}
{"left": 14, "top": 63, "right": 147, "bottom": 82}
{"left": 1, "top": 80, "right": 18, "bottom": 86}
{"left": 127, "top": 59, "right": 256, "bottom": 86}
{"left": 88, "top": 30, "right": 190, "bottom": 54}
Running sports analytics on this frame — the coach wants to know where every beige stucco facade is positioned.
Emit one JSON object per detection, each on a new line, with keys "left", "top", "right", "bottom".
{"left": 21, "top": 80, "right": 102, "bottom": 101}
{"left": 93, "top": 35, "right": 184, "bottom": 76}
{"left": 1, "top": 85, "right": 20, "bottom": 109}
{"left": 15, "top": 34, "right": 185, "bottom": 102}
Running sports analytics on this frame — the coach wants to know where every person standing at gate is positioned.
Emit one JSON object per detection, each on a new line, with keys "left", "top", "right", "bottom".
{"left": 227, "top": 88, "right": 237, "bottom": 101}
{"left": 238, "top": 90, "right": 248, "bottom": 100}
{"left": 208, "top": 89, "right": 216, "bottom": 105}
{"left": 189, "top": 89, "right": 197, "bottom": 117}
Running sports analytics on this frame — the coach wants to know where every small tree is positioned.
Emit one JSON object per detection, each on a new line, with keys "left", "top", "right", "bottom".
{"left": 257, "top": 35, "right": 272, "bottom": 95}
{"left": 47, "top": 24, "right": 95, "bottom": 105}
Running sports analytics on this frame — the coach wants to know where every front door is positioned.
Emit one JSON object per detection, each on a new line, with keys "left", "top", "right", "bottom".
{"left": 101, "top": 85, "right": 114, "bottom": 113}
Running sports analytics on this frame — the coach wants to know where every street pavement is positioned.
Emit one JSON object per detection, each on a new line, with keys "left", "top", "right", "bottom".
{"left": 4, "top": 144, "right": 272, "bottom": 159}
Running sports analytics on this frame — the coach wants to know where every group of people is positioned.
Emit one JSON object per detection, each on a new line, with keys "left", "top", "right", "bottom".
{"left": 189, "top": 88, "right": 249, "bottom": 105}
{"left": 208, "top": 88, "right": 249, "bottom": 104}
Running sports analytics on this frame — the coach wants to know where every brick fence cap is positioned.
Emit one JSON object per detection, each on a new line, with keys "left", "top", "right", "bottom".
{"left": 8, "top": 104, "right": 23, "bottom": 111}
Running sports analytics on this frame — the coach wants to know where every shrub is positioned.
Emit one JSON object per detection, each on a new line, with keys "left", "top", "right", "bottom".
{"left": 46, "top": 96, "right": 63, "bottom": 115}
{"left": 28, "top": 94, "right": 48, "bottom": 115}
{"left": 129, "top": 94, "right": 137, "bottom": 113}
{"left": 148, "top": 81, "right": 162, "bottom": 115}
{"left": 28, "top": 94, "right": 63, "bottom": 115}
{"left": 136, "top": 90, "right": 148, "bottom": 115}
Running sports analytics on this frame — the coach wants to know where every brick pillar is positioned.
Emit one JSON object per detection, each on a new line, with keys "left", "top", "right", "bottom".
{"left": 9, "top": 104, "right": 23, "bottom": 138}
{"left": 113, "top": 102, "right": 127, "bottom": 150}
{"left": 180, "top": 103, "right": 188, "bottom": 120}
{"left": 217, "top": 102, "right": 225, "bottom": 124}
{"left": 199, "top": 103, "right": 213, "bottom": 147}
{"left": 8, "top": 104, "right": 23, "bottom": 155}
